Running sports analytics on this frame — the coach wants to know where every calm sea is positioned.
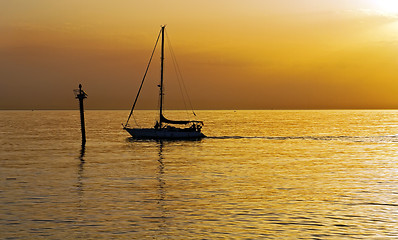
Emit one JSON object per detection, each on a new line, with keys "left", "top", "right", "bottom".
{"left": 1, "top": 110, "right": 398, "bottom": 239}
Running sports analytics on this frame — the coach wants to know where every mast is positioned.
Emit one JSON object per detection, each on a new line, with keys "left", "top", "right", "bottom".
{"left": 159, "top": 25, "right": 165, "bottom": 127}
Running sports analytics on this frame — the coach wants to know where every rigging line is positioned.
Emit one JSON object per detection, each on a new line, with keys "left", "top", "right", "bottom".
{"left": 165, "top": 30, "right": 197, "bottom": 117}
{"left": 165, "top": 31, "right": 189, "bottom": 116}
{"left": 132, "top": 114, "right": 140, "bottom": 128}
{"left": 125, "top": 29, "right": 162, "bottom": 126}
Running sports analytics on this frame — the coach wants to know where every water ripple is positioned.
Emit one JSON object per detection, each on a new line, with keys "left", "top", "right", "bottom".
{"left": 208, "top": 135, "right": 398, "bottom": 143}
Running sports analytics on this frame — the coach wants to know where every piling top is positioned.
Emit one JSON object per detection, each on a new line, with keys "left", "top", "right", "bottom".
{"left": 74, "top": 84, "right": 88, "bottom": 99}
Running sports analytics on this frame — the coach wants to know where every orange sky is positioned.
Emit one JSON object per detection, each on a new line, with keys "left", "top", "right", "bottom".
{"left": 1, "top": 0, "right": 398, "bottom": 109}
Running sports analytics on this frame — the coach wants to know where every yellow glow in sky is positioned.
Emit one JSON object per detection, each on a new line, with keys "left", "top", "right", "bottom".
{"left": 1, "top": 0, "right": 398, "bottom": 109}
{"left": 370, "top": 0, "right": 398, "bottom": 14}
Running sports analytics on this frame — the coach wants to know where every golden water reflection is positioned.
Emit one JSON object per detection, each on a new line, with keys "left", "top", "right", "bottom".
{"left": 0, "top": 110, "right": 397, "bottom": 238}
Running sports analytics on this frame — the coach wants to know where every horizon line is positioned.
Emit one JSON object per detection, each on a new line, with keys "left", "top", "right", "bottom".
{"left": 2, "top": 108, "right": 398, "bottom": 111}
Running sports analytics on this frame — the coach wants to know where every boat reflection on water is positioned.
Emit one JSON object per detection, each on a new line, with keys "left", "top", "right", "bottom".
{"left": 155, "top": 141, "right": 169, "bottom": 234}
{"left": 157, "top": 141, "right": 165, "bottom": 204}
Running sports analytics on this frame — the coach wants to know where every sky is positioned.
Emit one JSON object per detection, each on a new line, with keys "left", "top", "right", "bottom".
{"left": 1, "top": 0, "right": 398, "bottom": 110}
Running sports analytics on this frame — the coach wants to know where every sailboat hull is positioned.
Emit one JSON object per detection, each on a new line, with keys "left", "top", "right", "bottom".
{"left": 124, "top": 127, "right": 206, "bottom": 140}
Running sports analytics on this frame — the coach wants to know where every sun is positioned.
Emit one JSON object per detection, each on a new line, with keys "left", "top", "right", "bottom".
{"left": 370, "top": 0, "right": 398, "bottom": 15}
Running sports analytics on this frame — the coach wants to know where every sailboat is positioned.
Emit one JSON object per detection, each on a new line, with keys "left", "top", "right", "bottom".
{"left": 123, "top": 26, "right": 205, "bottom": 139}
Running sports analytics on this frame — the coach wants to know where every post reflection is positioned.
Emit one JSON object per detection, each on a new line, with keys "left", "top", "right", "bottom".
{"left": 79, "top": 142, "right": 86, "bottom": 162}
{"left": 77, "top": 142, "right": 85, "bottom": 199}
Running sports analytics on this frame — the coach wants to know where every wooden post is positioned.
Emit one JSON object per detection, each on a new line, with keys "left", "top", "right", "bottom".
{"left": 75, "top": 84, "right": 87, "bottom": 144}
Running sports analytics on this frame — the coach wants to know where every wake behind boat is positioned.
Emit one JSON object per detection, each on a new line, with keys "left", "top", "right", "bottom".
{"left": 123, "top": 26, "right": 205, "bottom": 140}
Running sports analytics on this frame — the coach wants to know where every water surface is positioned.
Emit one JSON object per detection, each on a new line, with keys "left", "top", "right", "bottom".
{"left": 1, "top": 110, "right": 398, "bottom": 239}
